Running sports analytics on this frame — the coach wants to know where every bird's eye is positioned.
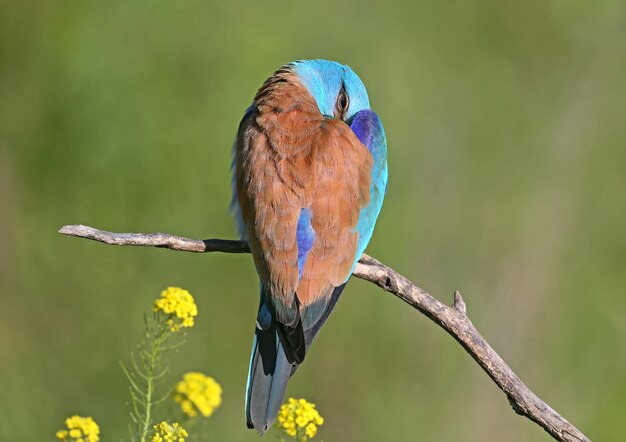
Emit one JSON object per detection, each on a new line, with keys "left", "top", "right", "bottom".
{"left": 336, "top": 90, "right": 349, "bottom": 115}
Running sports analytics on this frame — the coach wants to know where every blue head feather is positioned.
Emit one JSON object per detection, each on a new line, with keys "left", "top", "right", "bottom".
{"left": 291, "top": 60, "right": 370, "bottom": 121}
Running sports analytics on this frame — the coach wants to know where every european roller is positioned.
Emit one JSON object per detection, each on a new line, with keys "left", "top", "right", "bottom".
{"left": 231, "top": 59, "right": 388, "bottom": 433}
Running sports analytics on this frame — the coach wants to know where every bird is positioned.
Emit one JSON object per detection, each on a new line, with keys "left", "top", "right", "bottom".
{"left": 231, "top": 59, "right": 388, "bottom": 433}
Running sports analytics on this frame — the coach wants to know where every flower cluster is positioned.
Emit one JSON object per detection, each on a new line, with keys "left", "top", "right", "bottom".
{"left": 173, "top": 372, "right": 223, "bottom": 417}
{"left": 153, "top": 287, "right": 198, "bottom": 332}
{"left": 276, "top": 398, "right": 324, "bottom": 441}
{"left": 151, "top": 421, "right": 188, "bottom": 442}
{"left": 56, "top": 415, "right": 100, "bottom": 442}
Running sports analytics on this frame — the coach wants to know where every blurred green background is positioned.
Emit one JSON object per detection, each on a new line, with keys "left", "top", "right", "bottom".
{"left": 1, "top": 0, "right": 625, "bottom": 440}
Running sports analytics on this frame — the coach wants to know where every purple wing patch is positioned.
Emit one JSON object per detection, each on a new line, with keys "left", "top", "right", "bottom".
{"left": 349, "top": 109, "right": 381, "bottom": 154}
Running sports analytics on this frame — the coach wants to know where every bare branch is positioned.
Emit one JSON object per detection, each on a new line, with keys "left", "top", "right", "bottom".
{"left": 58, "top": 224, "right": 249, "bottom": 253}
{"left": 58, "top": 224, "right": 590, "bottom": 442}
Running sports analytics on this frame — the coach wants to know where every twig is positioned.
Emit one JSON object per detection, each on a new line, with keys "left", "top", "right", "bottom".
{"left": 58, "top": 224, "right": 590, "bottom": 442}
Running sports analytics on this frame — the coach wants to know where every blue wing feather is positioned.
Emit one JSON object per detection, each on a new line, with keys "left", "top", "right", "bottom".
{"left": 296, "top": 208, "right": 315, "bottom": 280}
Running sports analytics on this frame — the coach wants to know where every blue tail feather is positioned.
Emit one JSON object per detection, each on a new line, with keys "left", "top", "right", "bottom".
{"left": 245, "top": 323, "right": 295, "bottom": 433}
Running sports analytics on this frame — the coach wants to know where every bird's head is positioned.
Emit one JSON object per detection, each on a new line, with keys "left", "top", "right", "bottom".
{"left": 290, "top": 59, "right": 370, "bottom": 123}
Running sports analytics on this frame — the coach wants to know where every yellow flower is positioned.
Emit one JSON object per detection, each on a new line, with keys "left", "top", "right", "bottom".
{"left": 173, "top": 372, "right": 222, "bottom": 417}
{"left": 153, "top": 287, "right": 198, "bottom": 332}
{"left": 56, "top": 415, "right": 100, "bottom": 442}
{"left": 151, "top": 421, "right": 188, "bottom": 442}
{"left": 275, "top": 398, "right": 324, "bottom": 441}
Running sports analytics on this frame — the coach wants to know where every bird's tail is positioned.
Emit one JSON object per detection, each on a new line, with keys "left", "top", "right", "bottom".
{"left": 245, "top": 282, "right": 348, "bottom": 432}
{"left": 245, "top": 323, "right": 296, "bottom": 433}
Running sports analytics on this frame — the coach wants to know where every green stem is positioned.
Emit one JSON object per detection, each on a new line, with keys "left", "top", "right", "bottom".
{"left": 138, "top": 317, "right": 168, "bottom": 442}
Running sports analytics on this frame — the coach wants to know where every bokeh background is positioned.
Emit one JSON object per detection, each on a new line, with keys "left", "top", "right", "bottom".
{"left": 1, "top": 1, "right": 625, "bottom": 440}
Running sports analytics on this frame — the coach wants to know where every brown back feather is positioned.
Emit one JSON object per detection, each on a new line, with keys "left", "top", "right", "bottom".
{"left": 235, "top": 65, "right": 372, "bottom": 325}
